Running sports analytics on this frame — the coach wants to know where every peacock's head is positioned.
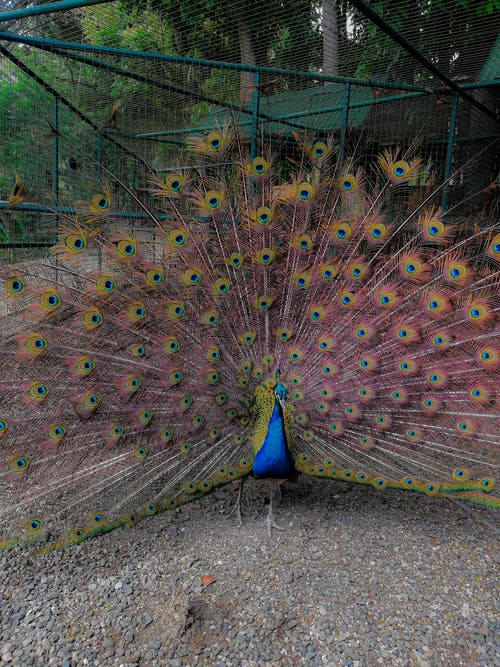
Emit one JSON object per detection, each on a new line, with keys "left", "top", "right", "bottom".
{"left": 274, "top": 382, "right": 288, "bottom": 410}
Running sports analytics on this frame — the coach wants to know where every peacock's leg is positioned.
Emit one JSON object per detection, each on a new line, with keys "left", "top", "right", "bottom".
{"left": 263, "top": 480, "right": 285, "bottom": 537}
{"left": 229, "top": 479, "right": 244, "bottom": 527}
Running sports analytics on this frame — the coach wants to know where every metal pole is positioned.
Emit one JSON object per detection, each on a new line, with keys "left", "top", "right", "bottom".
{"left": 0, "top": 30, "right": 430, "bottom": 93}
{"left": 441, "top": 93, "right": 459, "bottom": 213}
{"left": 0, "top": 0, "right": 113, "bottom": 22}
{"left": 250, "top": 72, "right": 261, "bottom": 161}
{"left": 339, "top": 83, "right": 351, "bottom": 161}
{"left": 52, "top": 97, "right": 59, "bottom": 205}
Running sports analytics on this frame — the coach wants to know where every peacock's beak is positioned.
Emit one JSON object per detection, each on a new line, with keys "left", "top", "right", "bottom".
{"left": 276, "top": 394, "right": 286, "bottom": 411}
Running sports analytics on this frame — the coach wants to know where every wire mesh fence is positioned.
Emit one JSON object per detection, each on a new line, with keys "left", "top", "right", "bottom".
{"left": 0, "top": 0, "right": 498, "bottom": 258}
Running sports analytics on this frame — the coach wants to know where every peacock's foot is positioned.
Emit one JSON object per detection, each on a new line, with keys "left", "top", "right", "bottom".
{"left": 229, "top": 480, "right": 244, "bottom": 527}
{"left": 262, "top": 509, "right": 284, "bottom": 538}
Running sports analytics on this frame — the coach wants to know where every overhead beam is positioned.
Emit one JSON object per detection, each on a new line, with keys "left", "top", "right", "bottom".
{"left": 0, "top": 0, "right": 114, "bottom": 22}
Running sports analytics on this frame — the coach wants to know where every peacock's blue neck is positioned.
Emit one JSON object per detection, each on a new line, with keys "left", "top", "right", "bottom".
{"left": 252, "top": 400, "right": 294, "bottom": 479}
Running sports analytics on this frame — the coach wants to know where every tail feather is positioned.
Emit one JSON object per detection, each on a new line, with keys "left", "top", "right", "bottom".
{"left": 1, "top": 127, "right": 498, "bottom": 549}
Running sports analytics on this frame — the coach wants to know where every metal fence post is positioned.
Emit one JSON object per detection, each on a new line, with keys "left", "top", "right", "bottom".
{"left": 250, "top": 71, "right": 261, "bottom": 161}
{"left": 340, "top": 83, "right": 351, "bottom": 160}
{"left": 52, "top": 96, "right": 59, "bottom": 205}
{"left": 441, "top": 92, "right": 459, "bottom": 213}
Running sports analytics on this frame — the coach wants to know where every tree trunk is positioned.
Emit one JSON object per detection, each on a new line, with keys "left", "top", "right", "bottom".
{"left": 323, "top": 0, "right": 339, "bottom": 77}
{"left": 238, "top": 17, "right": 257, "bottom": 104}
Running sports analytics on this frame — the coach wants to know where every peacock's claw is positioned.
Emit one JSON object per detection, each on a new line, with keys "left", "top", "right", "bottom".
{"left": 229, "top": 480, "right": 244, "bottom": 527}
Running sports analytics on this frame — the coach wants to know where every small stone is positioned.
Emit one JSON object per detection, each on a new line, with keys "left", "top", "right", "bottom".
{"left": 142, "top": 614, "right": 153, "bottom": 628}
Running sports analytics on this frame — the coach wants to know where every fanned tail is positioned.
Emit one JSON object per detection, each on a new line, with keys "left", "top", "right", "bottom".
{"left": 1, "top": 126, "right": 498, "bottom": 550}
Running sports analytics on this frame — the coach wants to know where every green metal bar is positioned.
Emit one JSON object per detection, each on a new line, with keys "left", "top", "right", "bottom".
{"left": 52, "top": 97, "right": 59, "bottom": 205}
{"left": 270, "top": 90, "right": 426, "bottom": 122}
{"left": 459, "top": 80, "right": 500, "bottom": 91}
{"left": 0, "top": 201, "right": 169, "bottom": 221}
{"left": 108, "top": 91, "right": 426, "bottom": 141}
{"left": 0, "top": 0, "right": 114, "bottom": 22}
{"left": 0, "top": 30, "right": 430, "bottom": 94}
{"left": 339, "top": 84, "right": 351, "bottom": 160}
{"left": 441, "top": 93, "right": 459, "bottom": 212}
{"left": 346, "top": 0, "right": 499, "bottom": 122}
{"left": 250, "top": 72, "right": 261, "bottom": 161}
{"left": 42, "top": 41, "right": 315, "bottom": 133}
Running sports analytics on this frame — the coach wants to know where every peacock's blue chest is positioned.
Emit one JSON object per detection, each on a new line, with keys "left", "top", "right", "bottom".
{"left": 252, "top": 402, "right": 295, "bottom": 479}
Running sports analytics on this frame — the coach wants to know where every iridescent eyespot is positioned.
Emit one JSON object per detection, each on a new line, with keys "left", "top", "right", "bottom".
{"left": 25, "top": 518, "right": 43, "bottom": 534}
{"left": 294, "top": 234, "right": 313, "bottom": 251}
{"left": 432, "top": 332, "right": 450, "bottom": 349}
{"left": 88, "top": 513, "right": 105, "bottom": 528}
{"left": 206, "top": 131, "right": 224, "bottom": 151}
{"left": 240, "top": 331, "right": 256, "bottom": 345}
{"left": 365, "top": 221, "right": 388, "bottom": 243}
{"left": 288, "top": 347, "right": 303, "bottom": 363}
{"left": 115, "top": 238, "right": 137, "bottom": 259}
{"left": 164, "top": 173, "right": 185, "bottom": 194}
{"left": 5, "top": 275, "right": 26, "bottom": 295}
{"left": 64, "top": 234, "right": 86, "bottom": 252}
{"left": 249, "top": 156, "right": 269, "bottom": 176}
{"left": 138, "top": 409, "right": 153, "bottom": 425}
{"left": 159, "top": 427, "right": 173, "bottom": 442}
{"left": 180, "top": 396, "right": 193, "bottom": 409}
{"left": 215, "top": 392, "right": 228, "bottom": 406}
{"left": 331, "top": 222, "right": 352, "bottom": 242}
{"left": 297, "top": 183, "right": 314, "bottom": 201}
{"left": 339, "top": 174, "right": 358, "bottom": 192}
{"left": 476, "top": 347, "right": 497, "bottom": 367}
{"left": 162, "top": 336, "right": 180, "bottom": 354}
{"left": 95, "top": 275, "right": 116, "bottom": 294}
{"left": 27, "top": 382, "right": 49, "bottom": 401}
{"left": 212, "top": 278, "right": 231, "bottom": 295}
{"left": 339, "top": 291, "right": 356, "bottom": 308}
{"left": 39, "top": 289, "right": 61, "bottom": 311}
{"left": 329, "top": 421, "right": 343, "bottom": 435}
{"left": 181, "top": 268, "right": 203, "bottom": 286}
{"left": 391, "top": 160, "right": 410, "bottom": 178}
{"left": 253, "top": 206, "right": 272, "bottom": 225}
{"left": 90, "top": 192, "right": 111, "bottom": 211}
{"left": 253, "top": 296, "right": 273, "bottom": 311}
{"left": 165, "top": 301, "right": 185, "bottom": 319}
{"left": 83, "top": 309, "right": 102, "bottom": 330}
{"left": 23, "top": 333, "right": 48, "bottom": 356}
{"left": 202, "top": 310, "right": 219, "bottom": 327}
{"left": 199, "top": 189, "right": 224, "bottom": 211}
{"left": 320, "top": 264, "right": 337, "bottom": 281}
{"left": 309, "top": 306, "right": 326, "bottom": 321}
{"left": 9, "top": 456, "right": 29, "bottom": 474}
{"left": 134, "top": 447, "right": 148, "bottom": 461}
{"left": 166, "top": 229, "right": 189, "bottom": 249}
{"left": 316, "top": 337, "right": 334, "bottom": 353}
{"left": 310, "top": 141, "right": 329, "bottom": 160}
{"left": 169, "top": 369, "right": 184, "bottom": 384}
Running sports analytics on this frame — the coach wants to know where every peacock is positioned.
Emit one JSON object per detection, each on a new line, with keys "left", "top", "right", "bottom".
{"left": 0, "top": 122, "right": 499, "bottom": 553}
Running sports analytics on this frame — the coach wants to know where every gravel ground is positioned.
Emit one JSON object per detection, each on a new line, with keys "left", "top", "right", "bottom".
{"left": 1, "top": 477, "right": 498, "bottom": 667}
